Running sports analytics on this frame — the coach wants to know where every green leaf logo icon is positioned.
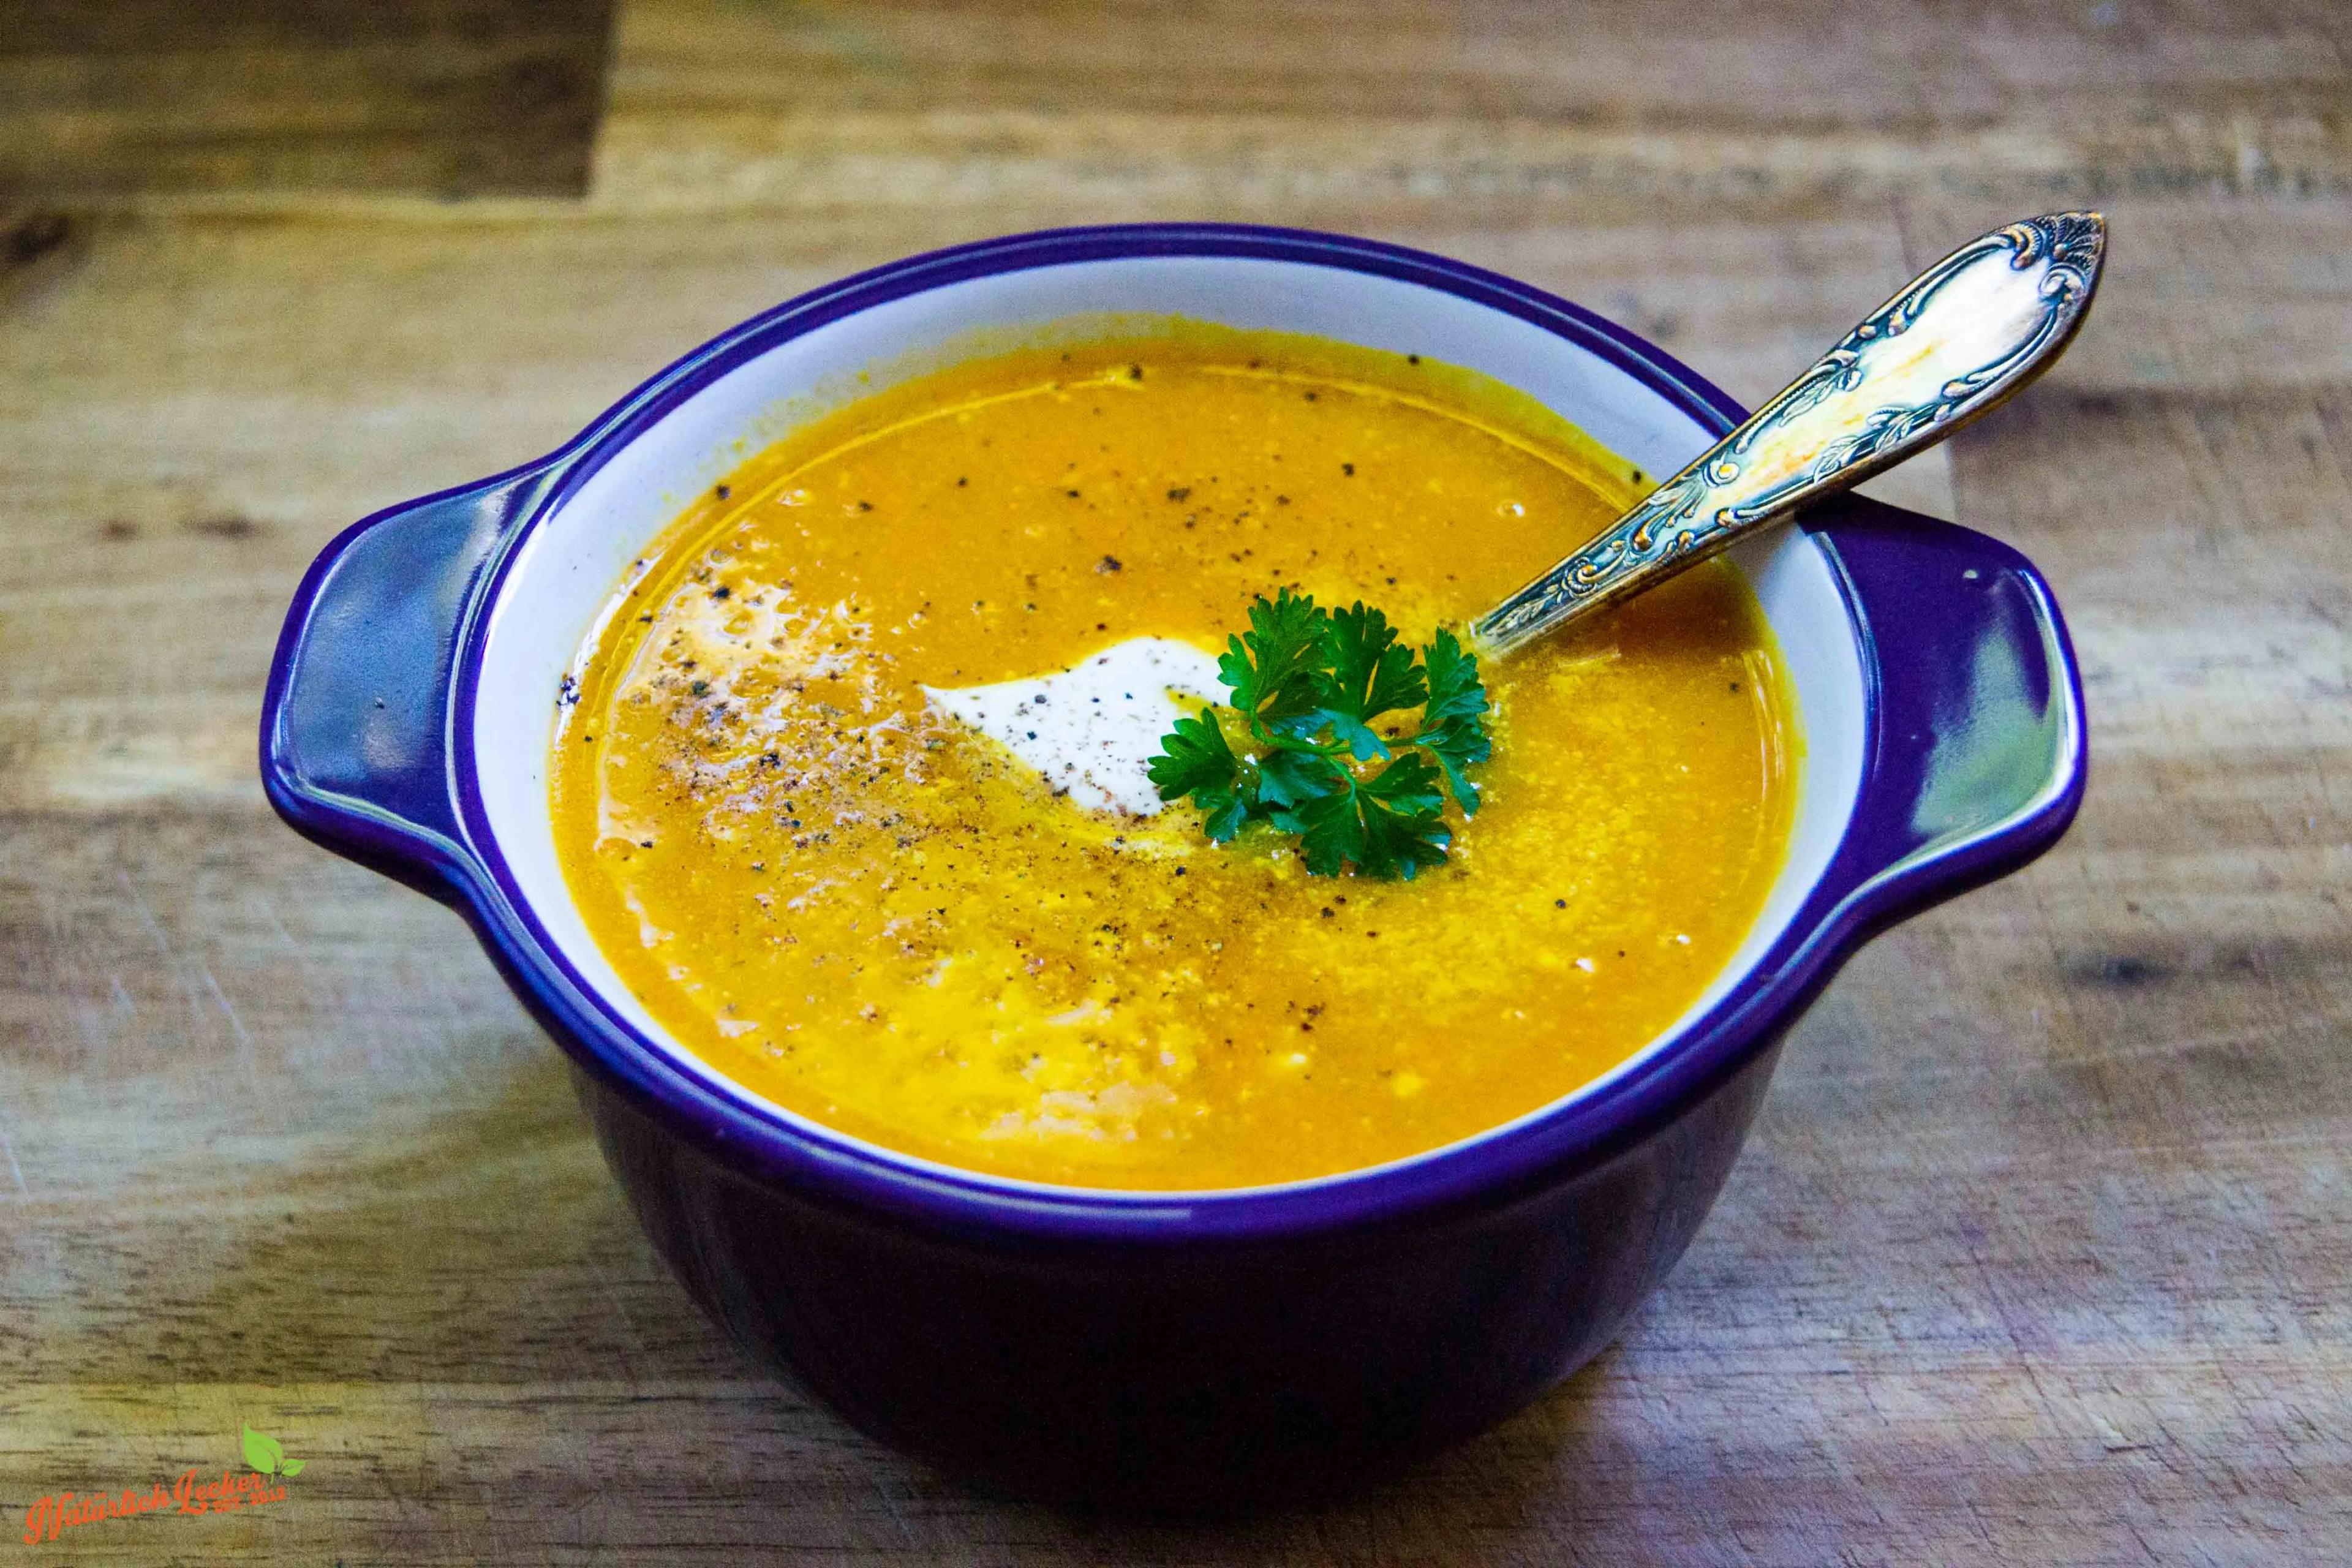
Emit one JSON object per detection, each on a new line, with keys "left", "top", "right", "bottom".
{"left": 242, "top": 1425, "right": 284, "bottom": 1476}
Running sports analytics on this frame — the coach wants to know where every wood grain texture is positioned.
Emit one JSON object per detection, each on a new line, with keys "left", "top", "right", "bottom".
{"left": 0, "top": 0, "right": 616, "bottom": 199}
{"left": 2, "top": 1, "right": 2350, "bottom": 1561}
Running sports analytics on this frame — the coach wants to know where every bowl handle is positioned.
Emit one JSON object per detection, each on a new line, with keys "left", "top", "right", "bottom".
{"left": 1802, "top": 494, "right": 2087, "bottom": 928}
{"left": 260, "top": 460, "right": 567, "bottom": 902}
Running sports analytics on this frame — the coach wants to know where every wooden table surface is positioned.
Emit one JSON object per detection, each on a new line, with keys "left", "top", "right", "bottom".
{"left": 4, "top": 2, "right": 2350, "bottom": 1561}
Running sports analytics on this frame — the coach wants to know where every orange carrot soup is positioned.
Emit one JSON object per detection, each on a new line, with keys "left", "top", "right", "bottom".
{"left": 551, "top": 328, "right": 1798, "bottom": 1189}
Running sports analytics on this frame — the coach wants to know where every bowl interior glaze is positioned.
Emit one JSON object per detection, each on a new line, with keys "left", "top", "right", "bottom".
{"left": 467, "top": 251, "right": 1868, "bottom": 1198}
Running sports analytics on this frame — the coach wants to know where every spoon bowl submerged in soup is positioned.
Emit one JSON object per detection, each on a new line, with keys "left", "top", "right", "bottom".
{"left": 551, "top": 326, "right": 1799, "bottom": 1190}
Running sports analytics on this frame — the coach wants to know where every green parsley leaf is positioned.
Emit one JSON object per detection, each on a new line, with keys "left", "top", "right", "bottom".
{"left": 1152, "top": 593, "right": 1494, "bottom": 878}
{"left": 1415, "top": 627, "right": 1492, "bottom": 814}
{"left": 1420, "top": 626, "right": 1487, "bottom": 726}
{"left": 1256, "top": 746, "right": 1348, "bottom": 809}
{"left": 1359, "top": 748, "right": 1446, "bottom": 815}
{"left": 1196, "top": 786, "right": 1250, "bottom": 843}
{"left": 1323, "top": 603, "right": 1428, "bottom": 728}
{"left": 1147, "top": 708, "right": 1240, "bottom": 798}
{"left": 1419, "top": 722, "right": 1491, "bottom": 817}
{"left": 1221, "top": 587, "right": 1330, "bottom": 731}
{"left": 1276, "top": 785, "right": 1365, "bottom": 876}
{"left": 1145, "top": 710, "right": 1248, "bottom": 841}
{"left": 1355, "top": 753, "right": 1451, "bottom": 879}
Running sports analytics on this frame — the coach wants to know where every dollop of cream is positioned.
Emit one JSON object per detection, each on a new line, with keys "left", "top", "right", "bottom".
{"left": 922, "top": 637, "right": 1226, "bottom": 816}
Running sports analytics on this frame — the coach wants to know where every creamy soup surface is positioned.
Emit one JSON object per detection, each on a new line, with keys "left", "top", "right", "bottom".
{"left": 552, "top": 329, "right": 1798, "bottom": 1189}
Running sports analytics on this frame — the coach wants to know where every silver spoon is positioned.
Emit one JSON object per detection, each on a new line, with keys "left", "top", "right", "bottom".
{"left": 1471, "top": 212, "right": 2107, "bottom": 657}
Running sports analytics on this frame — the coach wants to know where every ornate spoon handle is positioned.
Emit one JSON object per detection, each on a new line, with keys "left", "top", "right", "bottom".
{"left": 1471, "top": 212, "right": 2106, "bottom": 658}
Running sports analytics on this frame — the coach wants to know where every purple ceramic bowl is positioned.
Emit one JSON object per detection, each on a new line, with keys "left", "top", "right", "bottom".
{"left": 260, "top": 225, "right": 2084, "bottom": 1507}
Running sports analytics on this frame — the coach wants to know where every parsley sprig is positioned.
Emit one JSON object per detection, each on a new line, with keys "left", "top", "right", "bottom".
{"left": 1147, "top": 590, "right": 1491, "bottom": 878}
